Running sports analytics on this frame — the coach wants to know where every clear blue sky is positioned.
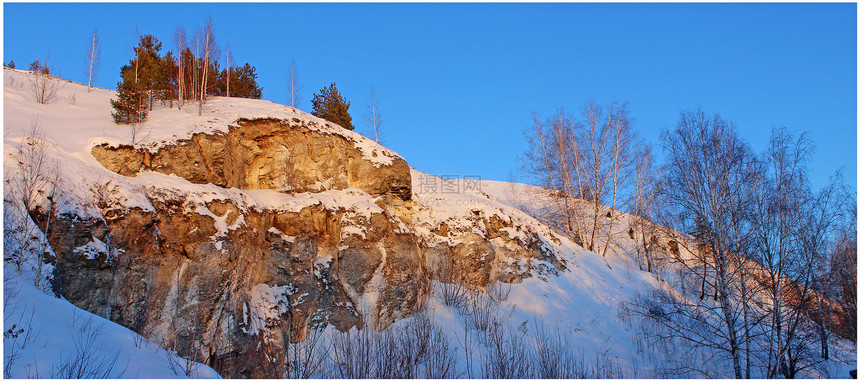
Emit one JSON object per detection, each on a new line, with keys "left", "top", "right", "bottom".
{"left": 4, "top": 3, "right": 856, "bottom": 193}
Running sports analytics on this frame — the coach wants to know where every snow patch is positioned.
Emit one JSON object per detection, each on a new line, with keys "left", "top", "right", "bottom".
{"left": 72, "top": 237, "right": 110, "bottom": 260}
{"left": 267, "top": 227, "right": 297, "bottom": 243}
{"left": 247, "top": 284, "right": 291, "bottom": 335}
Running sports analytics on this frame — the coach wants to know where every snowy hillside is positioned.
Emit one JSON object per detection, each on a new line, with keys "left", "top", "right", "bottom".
{"left": 3, "top": 275, "right": 220, "bottom": 378}
{"left": 3, "top": 68, "right": 855, "bottom": 379}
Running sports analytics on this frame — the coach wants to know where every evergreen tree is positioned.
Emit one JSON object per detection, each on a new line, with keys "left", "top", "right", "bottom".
{"left": 311, "top": 82, "right": 354, "bottom": 130}
{"left": 110, "top": 78, "right": 148, "bottom": 124}
{"left": 179, "top": 47, "right": 197, "bottom": 103}
{"left": 111, "top": 34, "right": 163, "bottom": 124}
{"left": 159, "top": 51, "right": 178, "bottom": 106}
{"left": 5, "top": 60, "right": 15, "bottom": 69}
{"left": 28, "top": 60, "right": 49, "bottom": 74}
{"left": 215, "top": 63, "right": 262, "bottom": 99}
{"left": 125, "top": 34, "right": 164, "bottom": 110}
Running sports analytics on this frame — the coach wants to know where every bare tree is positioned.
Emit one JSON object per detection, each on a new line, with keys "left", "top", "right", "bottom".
{"left": 749, "top": 128, "right": 810, "bottom": 378}
{"left": 85, "top": 28, "right": 100, "bottom": 93}
{"left": 8, "top": 120, "right": 61, "bottom": 289}
{"left": 173, "top": 26, "right": 187, "bottom": 110}
{"left": 751, "top": 128, "right": 846, "bottom": 378}
{"left": 578, "top": 102, "right": 637, "bottom": 256}
{"left": 365, "top": 86, "right": 383, "bottom": 143}
{"left": 522, "top": 102, "right": 638, "bottom": 255}
{"left": 190, "top": 28, "right": 200, "bottom": 105}
{"left": 797, "top": 172, "right": 847, "bottom": 362}
{"left": 283, "top": 327, "right": 329, "bottom": 379}
{"left": 523, "top": 109, "right": 581, "bottom": 241}
{"left": 26, "top": 66, "right": 64, "bottom": 105}
{"left": 3, "top": 181, "right": 31, "bottom": 273}
{"left": 630, "top": 145, "right": 662, "bottom": 273}
{"left": 198, "top": 16, "right": 218, "bottom": 116}
{"left": 128, "top": 121, "right": 150, "bottom": 145}
{"left": 287, "top": 59, "right": 302, "bottom": 108}
{"left": 657, "top": 108, "right": 757, "bottom": 378}
{"left": 12, "top": 120, "right": 52, "bottom": 228}
{"left": 829, "top": 201, "right": 856, "bottom": 341}
{"left": 224, "top": 43, "right": 233, "bottom": 98}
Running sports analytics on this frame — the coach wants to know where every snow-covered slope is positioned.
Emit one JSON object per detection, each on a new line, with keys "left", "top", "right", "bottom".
{"left": 3, "top": 274, "right": 220, "bottom": 378}
{"left": 406, "top": 171, "right": 666, "bottom": 376}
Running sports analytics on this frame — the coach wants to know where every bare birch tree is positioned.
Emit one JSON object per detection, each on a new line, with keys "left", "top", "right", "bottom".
{"left": 593, "top": 102, "right": 637, "bottom": 256}
{"left": 85, "top": 28, "right": 100, "bottom": 93}
{"left": 224, "top": 43, "right": 233, "bottom": 97}
{"left": 366, "top": 86, "right": 382, "bottom": 143}
{"left": 523, "top": 110, "right": 580, "bottom": 241}
{"left": 173, "top": 26, "right": 187, "bottom": 110}
{"left": 190, "top": 28, "right": 200, "bottom": 105}
{"left": 522, "top": 102, "right": 637, "bottom": 255}
{"left": 829, "top": 201, "right": 856, "bottom": 341}
{"left": 630, "top": 145, "right": 662, "bottom": 273}
{"left": 749, "top": 128, "right": 811, "bottom": 378}
{"left": 751, "top": 128, "right": 845, "bottom": 378}
{"left": 795, "top": 172, "right": 846, "bottom": 366}
{"left": 658, "top": 108, "right": 757, "bottom": 378}
{"left": 198, "top": 16, "right": 217, "bottom": 116}
{"left": 287, "top": 59, "right": 302, "bottom": 108}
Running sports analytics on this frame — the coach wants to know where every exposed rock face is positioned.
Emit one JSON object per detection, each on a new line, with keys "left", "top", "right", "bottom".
{"left": 91, "top": 118, "right": 412, "bottom": 200}
{"left": 45, "top": 117, "right": 565, "bottom": 378}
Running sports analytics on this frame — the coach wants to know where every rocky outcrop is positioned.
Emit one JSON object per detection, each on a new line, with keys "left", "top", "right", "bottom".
{"left": 91, "top": 118, "right": 412, "bottom": 200}
{"left": 43, "top": 117, "right": 566, "bottom": 378}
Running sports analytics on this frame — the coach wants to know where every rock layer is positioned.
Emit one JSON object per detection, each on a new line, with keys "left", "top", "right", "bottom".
{"left": 91, "top": 118, "right": 412, "bottom": 200}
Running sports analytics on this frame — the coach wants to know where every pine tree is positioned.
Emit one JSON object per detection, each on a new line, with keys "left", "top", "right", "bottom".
{"left": 111, "top": 35, "right": 162, "bottom": 124}
{"left": 216, "top": 63, "right": 262, "bottom": 99}
{"left": 311, "top": 82, "right": 354, "bottom": 130}
{"left": 158, "top": 51, "right": 178, "bottom": 107}
{"left": 5, "top": 60, "right": 15, "bottom": 69}
{"left": 110, "top": 79, "right": 148, "bottom": 124}
{"left": 28, "top": 60, "right": 49, "bottom": 74}
{"left": 129, "top": 34, "right": 164, "bottom": 110}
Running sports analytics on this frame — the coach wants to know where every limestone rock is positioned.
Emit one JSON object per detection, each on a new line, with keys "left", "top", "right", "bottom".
{"left": 91, "top": 118, "right": 412, "bottom": 200}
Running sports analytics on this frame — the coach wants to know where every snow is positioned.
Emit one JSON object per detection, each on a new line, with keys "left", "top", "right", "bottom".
{"left": 340, "top": 225, "right": 366, "bottom": 238}
{"left": 408, "top": 170, "right": 857, "bottom": 378}
{"left": 3, "top": 274, "right": 220, "bottom": 378}
{"left": 2, "top": 68, "right": 398, "bottom": 224}
{"left": 246, "top": 284, "right": 291, "bottom": 335}
{"left": 267, "top": 226, "right": 297, "bottom": 243}
{"left": 3, "top": 69, "right": 402, "bottom": 167}
{"left": 314, "top": 254, "right": 334, "bottom": 280}
{"left": 4, "top": 67, "right": 855, "bottom": 379}
{"left": 71, "top": 237, "right": 110, "bottom": 260}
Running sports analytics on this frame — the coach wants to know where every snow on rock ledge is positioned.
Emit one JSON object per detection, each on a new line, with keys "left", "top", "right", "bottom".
{"left": 91, "top": 117, "right": 412, "bottom": 200}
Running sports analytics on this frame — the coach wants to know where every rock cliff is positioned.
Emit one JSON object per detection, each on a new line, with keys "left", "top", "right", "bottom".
{"left": 91, "top": 118, "right": 412, "bottom": 200}
{"left": 40, "top": 117, "right": 566, "bottom": 377}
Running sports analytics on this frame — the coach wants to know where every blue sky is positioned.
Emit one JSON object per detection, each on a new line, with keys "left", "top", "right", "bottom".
{"left": 3, "top": 3, "right": 856, "bottom": 193}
